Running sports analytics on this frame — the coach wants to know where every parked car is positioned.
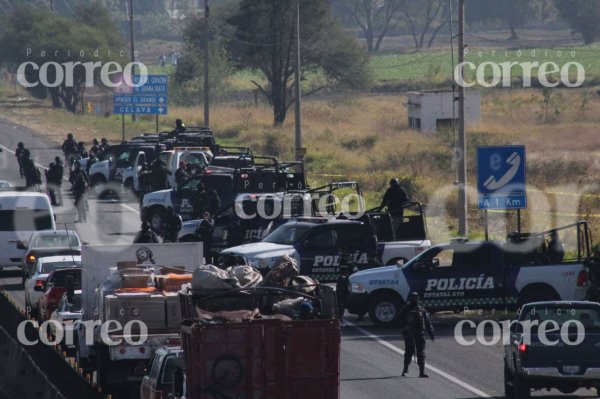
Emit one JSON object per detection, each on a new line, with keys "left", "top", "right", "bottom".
{"left": 18, "top": 230, "right": 81, "bottom": 284}
{"left": 49, "top": 289, "right": 82, "bottom": 354}
{"left": 24, "top": 255, "right": 82, "bottom": 318}
{"left": 37, "top": 267, "right": 82, "bottom": 322}
{"left": 140, "top": 346, "right": 185, "bottom": 399}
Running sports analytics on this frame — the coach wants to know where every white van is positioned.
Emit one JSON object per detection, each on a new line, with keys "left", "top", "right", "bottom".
{"left": 0, "top": 192, "right": 56, "bottom": 267}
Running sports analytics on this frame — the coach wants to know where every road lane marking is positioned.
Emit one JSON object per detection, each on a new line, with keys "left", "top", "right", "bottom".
{"left": 345, "top": 320, "right": 492, "bottom": 398}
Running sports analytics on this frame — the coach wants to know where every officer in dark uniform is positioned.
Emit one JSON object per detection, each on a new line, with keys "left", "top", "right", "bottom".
{"left": 175, "top": 161, "right": 189, "bottom": 186}
{"left": 163, "top": 207, "right": 182, "bottom": 243}
{"left": 133, "top": 222, "right": 160, "bottom": 244}
{"left": 72, "top": 162, "right": 89, "bottom": 223}
{"left": 399, "top": 292, "right": 434, "bottom": 378}
{"left": 380, "top": 178, "right": 408, "bottom": 234}
{"left": 15, "top": 142, "right": 26, "bottom": 178}
{"left": 45, "top": 162, "right": 60, "bottom": 206}
{"left": 77, "top": 142, "right": 88, "bottom": 158}
{"left": 100, "top": 138, "right": 110, "bottom": 152}
{"left": 62, "top": 133, "right": 78, "bottom": 165}
{"left": 89, "top": 138, "right": 101, "bottom": 157}
{"left": 53, "top": 156, "right": 64, "bottom": 206}
{"left": 195, "top": 211, "right": 215, "bottom": 264}
{"left": 22, "top": 150, "right": 38, "bottom": 189}
{"left": 150, "top": 157, "right": 171, "bottom": 191}
{"left": 169, "top": 119, "right": 186, "bottom": 139}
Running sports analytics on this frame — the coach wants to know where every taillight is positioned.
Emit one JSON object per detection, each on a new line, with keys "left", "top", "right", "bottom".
{"left": 240, "top": 174, "right": 249, "bottom": 179}
{"left": 35, "top": 280, "right": 45, "bottom": 289}
{"left": 518, "top": 343, "right": 527, "bottom": 353}
{"left": 139, "top": 347, "right": 146, "bottom": 354}
{"left": 27, "top": 255, "right": 36, "bottom": 264}
{"left": 577, "top": 270, "right": 588, "bottom": 287}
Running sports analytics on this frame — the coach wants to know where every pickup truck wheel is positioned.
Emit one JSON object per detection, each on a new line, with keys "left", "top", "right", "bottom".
{"left": 369, "top": 293, "right": 402, "bottom": 326}
{"left": 513, "top": 373, "right": 530, "bottom": 399}
{"left": 503, "top": 362, "right": 514, "bottom": 398}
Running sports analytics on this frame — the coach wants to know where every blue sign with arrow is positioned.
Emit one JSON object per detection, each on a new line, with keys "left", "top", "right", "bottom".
{"left": 113, "top": 74, "right": 168, "bottom": 115}
{"left": 477, "top": 145, "right": 526, "bottom": 210}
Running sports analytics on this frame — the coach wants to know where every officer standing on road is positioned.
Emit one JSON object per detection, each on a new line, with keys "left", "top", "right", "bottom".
{"left": 77, "top": 142, "right": 88, "bottom": 159}
{"left": 62, "top": 133, "right": 78, "bottom": 165}
{"left": 163, "top": 207, "right": 182, "bottom": 243}
{"left": 72, "top": 161, "right": 89, "bottom": 223}
{"left": 54, "top": 156, "right": 64, "bottom": 206}
{"left": 399, "top": 292, "right": 434, "bottom": 378}
{"left": 22, "top": 150, "right": 40, "bottom": 190}
{"left": 45, "top": 162, "right": 59, "bottom": 206}
{"left": 195, "top": 211, "right": 214, "bottom": 264}
{"left": 15, "top": 142, "right": 26, "bottom": 178}
{"left": 380, "top": 178, "right": 408, "bottom": 233}
{"left": 133, "top": 221, "right": 160, "bottom": 244}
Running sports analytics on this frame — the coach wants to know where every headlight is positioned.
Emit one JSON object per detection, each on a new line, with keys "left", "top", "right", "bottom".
{"left": 350, "top": 282, "right": 367, "bottom": 294}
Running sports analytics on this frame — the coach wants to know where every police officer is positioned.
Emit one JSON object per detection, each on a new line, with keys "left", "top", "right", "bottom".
{"left": 399, "top": 292, "right": 434, "bottom": 378}
{"left": 169, "top": 119, "right": 186, "bottom": 139}
{"left": 175, "top": 161, "right": 189, "bottom": 186}
{"left": 163, "top": 207, "right": 182, "bottom": 243}
{"left": 45, "top": 162, "right": 59, "bottom": 206}
{"left": 22, "top": 150, "right": 39, "bottom": 189}
{"left": 100, "top": 138, "right": 110, "bottom": 152}
{"left": 150, "top": 157, "right": 171, "bottom": 191}
{"left": 133, "top": 221, "right": 160, "bottom": 244}
{"left": 62, "top": 133, "right": 78, "bottom": 165}
{"left": 72, "top": 162, "right": 89, "bottom": 223}
{"left": 380, "top": 178, "right": 408, "bottom": 234}
{"left": 77, "top": 142, "right": 88, "bottom": 158}
{"left": 15, "top": 142, "right": 26, "bottom": 178}
{"left": 204, "top": 189, "right": 221, "bottom": 214}
{"left": 195, "top": 211, "right": 214, "bottom": 264}
{"left": 547, "top": 229, "right": 565, "bottom": 263}
{"left": 89, "top": 138, "right": 101, "bottom": 157}
{"left": 54, "top": 157, "right": 64, "bottom": 206}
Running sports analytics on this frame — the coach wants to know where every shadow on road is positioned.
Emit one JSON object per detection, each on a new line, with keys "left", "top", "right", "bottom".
{"left": 341, "top": 375, "right": 403, "bottom": 381}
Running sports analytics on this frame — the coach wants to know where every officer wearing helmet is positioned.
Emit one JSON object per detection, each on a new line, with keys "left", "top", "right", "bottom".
{"left": 89, "top": 138, "right": 101, "bottom": 157}
{"left": 380, "top": 178, "right": 408, "bottom": 233}
{"left": 169, "top": 119, "right": 187, "bottom": 139}
{"left": 62, "top": 133, "right": 78, "bottom": 165}
{"left": 15, "top": 142, "right": 26, "bottom": 178}
{"left": 399, "top": 292, "right": 434, "bottom": 378}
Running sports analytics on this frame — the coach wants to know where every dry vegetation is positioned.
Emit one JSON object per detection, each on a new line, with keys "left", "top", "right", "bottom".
{"left": 1, "top": 84, "right": 600, "bottom": 241}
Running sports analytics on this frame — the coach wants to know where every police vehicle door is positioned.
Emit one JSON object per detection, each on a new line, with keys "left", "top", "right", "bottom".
{"left": 403, "top": 243, "right": 502, "bottom": 311}
{"left": 173, "top": 178, "right": 203, "bottom": 221}
{"left": 132, "top": 151, "right": 145, "bottom": 191}
{"left": 299, "top": 225, "right": 340, "bottom": 281}
{"left": 335, "top": 224, "right": 375, "bottom": 271}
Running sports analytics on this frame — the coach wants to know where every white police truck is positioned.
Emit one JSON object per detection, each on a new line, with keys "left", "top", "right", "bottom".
{"left": 346, "top": 222, "right": 593, "bottom": 325}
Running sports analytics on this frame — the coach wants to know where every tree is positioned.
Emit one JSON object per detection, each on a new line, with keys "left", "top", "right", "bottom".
{"left": 227, "top": 0, "right": 370, "bottom": 126}
{"left": 399, "top": 0, "right": 455, "bottom": 48}
{"left": 0, "top": 4, "right": 125, "bottom": 113}
{"left": 554, "top": 0, "right": 600, "bottom": 44}
{"left": 466, "top": 0, "right": 546, "bottom": 41}
{"left": 332, "top": 0, "right": 403, "bottom": 53}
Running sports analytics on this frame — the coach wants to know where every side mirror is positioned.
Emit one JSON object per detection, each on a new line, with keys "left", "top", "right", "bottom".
{"left": 16, "top": 241, "right": 27, "bottom": 250}
{"left": 431, "top": 258, "right": 440, "bottom": 268}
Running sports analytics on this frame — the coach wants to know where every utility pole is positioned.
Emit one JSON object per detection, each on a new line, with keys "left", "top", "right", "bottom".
{"left": 294, "top": 0, "right": 302, "bottom": 161}
{"left": 203, "top": 0, "right": 210, "bottom": 127}
{"left": 456, "top": 0, "right": 467, "bottom": 236}
{"left": 128, "top": 0, "right": 136, "bottom": 123}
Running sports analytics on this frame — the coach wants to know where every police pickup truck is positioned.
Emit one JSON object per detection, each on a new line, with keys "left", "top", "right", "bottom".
{"left": 346, "top": 222, "right": 592, "bottom": 325}
{"left": 86, "top": 143, "right": 161, "bottom": 194}
{"left": 141, "top": 158, "right": 307, "bottom": 230}
{"left": 219, "top": 217, "right": 430, "bottom": 283}
{"left": 504, "top": 301, "right": 600, "bottom": 399}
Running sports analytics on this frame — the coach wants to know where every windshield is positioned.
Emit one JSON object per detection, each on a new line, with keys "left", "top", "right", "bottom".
{"left": 33, "top": 233, "right": 80, "bottom": 248}
{"left": 182, "top": 153, "right": 207, "bottom": 166}
{"left": 42, "top": 261, "right": 82, "bottom": 274}
{"left": 65, "top": 293, "right": 82, "bottom": 312}
{"left": 0, "top": 210, "right": 53, "bottom": 231}
{"left": 519, "top": 305, "right": 600, "bottom": 333}
{"left": 263, "top": 224, "right": 312, "bottom": 245}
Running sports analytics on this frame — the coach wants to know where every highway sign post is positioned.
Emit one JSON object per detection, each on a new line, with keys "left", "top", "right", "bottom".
{"left": 113, "top": 74, "right": 169, "bottom": 140}
{"left": 477, "top": 145, "right": 526, "bottom": 237}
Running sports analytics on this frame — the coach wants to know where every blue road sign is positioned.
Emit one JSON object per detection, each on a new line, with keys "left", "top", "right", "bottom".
{"left": 113, "top": 74, "right": 168, "bottom": 115}
{"left": 113, "top": 105, "right": 168, "bottom": 115}
{"left": 132, "top": 74, "right": 168, "bottom": 94}
{"left": 477, "top": 145, "right": 526, "bottom": 210}
{"left": 114, "top": 95, "right": 168, "bottom": 105}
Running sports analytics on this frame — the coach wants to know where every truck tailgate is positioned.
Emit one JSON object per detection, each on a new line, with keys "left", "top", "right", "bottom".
{"left": 522, "top": 333, "right": 600, "bottom": 374}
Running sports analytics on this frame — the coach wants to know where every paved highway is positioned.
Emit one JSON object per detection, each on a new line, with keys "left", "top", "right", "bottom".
{"left": 0, "top": 117, "right": 596, "bottom": 399}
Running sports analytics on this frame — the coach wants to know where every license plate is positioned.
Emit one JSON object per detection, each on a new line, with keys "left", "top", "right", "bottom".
{"left": 562, "top": 365, "right": 581, "bottom": 375}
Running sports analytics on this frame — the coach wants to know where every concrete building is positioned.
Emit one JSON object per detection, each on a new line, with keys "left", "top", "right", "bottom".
{"left": 407, "top": 90, "right": 481, "bottom": 135}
